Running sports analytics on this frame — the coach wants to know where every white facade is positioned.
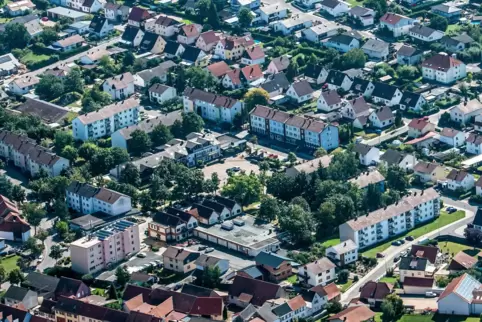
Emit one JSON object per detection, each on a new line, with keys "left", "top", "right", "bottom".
{"left": 422, "top": 56, "right": 466, "bottom": 84}
{"left": 450, "top": 101, "right": 482, "bottom": 125}
{"left": 380, "top": 14, "right": 414, "bottom": 37}
{"left": 358, "top": 147, "right": 380, "bottom": 166}
{"left": 102, "top": 73, "right": 135, "bottom": 100}
{"left": 286, "top": 84, "right": 313, "bottom": 104}
{"left": 409, "top": 28, "right": 444, "bottom": 42}
{"left": 297, "top": 259, "right": 337, "bottom": 287}
{"left": 317, "top": 93, "right": 343, "bottom": 112}
{"left": 439, "top": 131, "right": 466, "bottom": 148}
{"left": 368, "top": 110, "right": 394, "bottom": 128}
{"left": 149, "top": 86, "right": 177, "bottom": 104}
{"left": 447, "top": 173, "right": 475, "bottom": 191}
{"left": 320, "top": 0, "right": 349, "bottom": 17}
{"left": 325, "top": 240, "right": 358, "bottom": 265}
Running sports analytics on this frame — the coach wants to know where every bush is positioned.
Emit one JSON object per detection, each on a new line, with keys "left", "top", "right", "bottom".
{"left": 338, "top": 269, "right": 349, "bottom": 284}
{"left": 353, "top": 275, "right": 359, "bottom": 282}
{"left": 82, "top": 274, "right": 94, "bottom": 284}
{"left": 151, "top": 246, "right": 160, "bottom": 252}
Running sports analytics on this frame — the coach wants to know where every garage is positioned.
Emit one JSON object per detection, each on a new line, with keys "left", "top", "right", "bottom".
{"left": 403, "top": 277, "right": 435, "bottom": 295}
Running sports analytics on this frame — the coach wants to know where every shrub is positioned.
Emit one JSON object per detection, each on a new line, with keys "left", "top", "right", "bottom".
{"left": 82, "top": 274, "right": 94, "bottom": 284}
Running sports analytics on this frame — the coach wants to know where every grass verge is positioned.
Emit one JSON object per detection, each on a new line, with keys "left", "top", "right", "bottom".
{"left": 0, "top": 255, "right": 20, "bottom": 274}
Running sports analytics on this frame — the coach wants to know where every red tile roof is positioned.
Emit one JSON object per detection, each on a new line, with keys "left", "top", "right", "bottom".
{"left": 438, "top": 274, "right": 465, "bottom": 302}
{"left": 422, "top": 53, "right": 463, "bottom": 71}
{"left": 403, "top": 277, "right": 434, "bottom": 287}
{"left": 241, "top": 65, "right": 263, "bottom": 82}
{"left": 408, "top": 118, "right": 431, "bottom": 130}
{"left": 328, "top": 305, "right": 375, "bottom": 322}
{"left": 380, "top": 13, "right": 406, "bottom": 25}
{"left": 410, "top": 245, "right": 439, "bottom": 264}
{"left": 448, "top": 251, "right": 477, "bottom": 270}
{"left": 360, "top": 281, "right": 393, "bottom": 300}
{"left": 207, "top": 61, "right": 232, "bottom": 78}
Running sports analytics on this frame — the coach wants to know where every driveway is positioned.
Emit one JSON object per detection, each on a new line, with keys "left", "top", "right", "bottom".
{"left": 202, "top": 155, "right": 262, "bottom": 187}
{"left": 400, "top": 296, "right": 438, "bottom": 310}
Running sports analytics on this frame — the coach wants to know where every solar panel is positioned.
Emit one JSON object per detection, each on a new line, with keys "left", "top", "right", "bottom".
{"left": 456, "top": 275, "right": 481, "bottom": 302}
{"left": 0, "top": 56, "right": 13, "bottom": 64}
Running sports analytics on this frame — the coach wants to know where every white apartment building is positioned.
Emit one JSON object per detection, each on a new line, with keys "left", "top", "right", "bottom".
{"left": 183, "top": 87, "right": 244, "bottom": 124}
{"left": 297, "top": 257, "right": 337, "bottom": 287}
{"left": 0, "top": 130, "right": 69, "bottom": 177}
{"left": 72, "top": 98, "right": 140, "bottom": 141}
{"left": 70, "top": 219, "right": 141, "bottom": 274}
{"left": 325, "top": 240, "right": 358, "bottom": 265}
{"left": 422, "top": 53, "right": 466, "bottom": 84}
{"left": 66, "top": 181, "right": 132, "bottom": 216}
{"left": 102, "top": 72, "right": 135, "bottom": 100}
{"left": 249, "top": 105, "right": 339, "bottom": 151}
{"left": 339, "top": 188, "right": 440, "bottom": 248}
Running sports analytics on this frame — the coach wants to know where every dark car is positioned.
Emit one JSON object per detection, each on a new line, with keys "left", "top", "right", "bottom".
{"left": 405, "top": 236, "right": 414, "bottom": 241}
{"left": 391, "top": 241, "right": 401, "bottom": 246}
{"left": 398, "top": 239, "right": 405, "bottom": 244}
{"left": 446, "top": 207, "right": 457, "bottom": 214}
{"left": 376, "top": 252, "right": 385, "bottom": 258}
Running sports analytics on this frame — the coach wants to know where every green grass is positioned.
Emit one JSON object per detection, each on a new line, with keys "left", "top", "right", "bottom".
{"left": 0, "top": 255, "right": 20, "bottom": 274}
{"left": 286, "top": 274, "right": 297, "bottom": 284}
{"left": 20, "top": 52, "right": 50, "bottom": 64}
{"left": 92, "top": 288, "right": 106, "bottom": 296}
{"left": 320, "top": 237, "right": 340, "bottom": 248}
{"left": 345, "top": 0, "right": 364, "bottom": 6}
{"left": 379, "top": 276, "right": 398, "bottom": 284}
{"left": 362, "top": 210, "right": 465, "bottom": 258}
{"left": 182, "top": 19, "right": 192, "bottom": 24}
{"left": 439, "top": 241, "right": 480, "bottom": 257}
{"left": 336, "top": 279, "right": 353, "bottom": 292}
{"left": 446, "top": 24, "right": 461, "bottom": 33}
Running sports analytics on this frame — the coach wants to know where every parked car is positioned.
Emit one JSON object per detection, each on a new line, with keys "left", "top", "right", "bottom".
{"left": 205, "top": 247, "right": 214, "bottom": 253}
{"left": 391, "top": 241, "right": 401, "bottom": 246}
{"left": 376, "top": 252, "right": 385, "bottom": 258}
{"left": 398, "top": 239, "right": 405, "bottom": 244}
{"left": 446, "top": 207, "right": 457, "bottom": 214}
{"left": 425, "top": 292, "right": 437, "bottom": 298}
{"left": 405, "top": 236, "right": 414, "bottom": 241}
{"left": 137, "top": 252, "right": 147, "bottom": 258}
{"left": 198, "top": 245, "right": 207, "bottom": 251}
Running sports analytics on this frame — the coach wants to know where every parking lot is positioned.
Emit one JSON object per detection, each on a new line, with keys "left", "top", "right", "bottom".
{"left": 202, "top": 155, "right": 262, "bottom": 186}
{"left": 185, "top": 241, "right": 254, "bottom": 271}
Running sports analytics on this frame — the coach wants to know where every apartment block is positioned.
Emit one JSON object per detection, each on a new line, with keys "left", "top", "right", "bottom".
{"left": 339, "top": 188, "right": 440, "bottom": 248}
{"left": 70, "top": 219, "right": 141, "bottom": 274}
{"left": 0, "top": 130, "right": 69, "bottom": 177}
{"left": 249, "top": 105, "right": 339, "bottom": 150}
{"left": 66, "top": 181, "right": 132, "bottom": 216}
{"left": 72, "top": 98, "right": 140, "bottom": 141}
{"left": 149, "top": 207, "right": 199, "bottom": 242}
{"left": 183, "top": 87, "right": 244, "bottom": 124}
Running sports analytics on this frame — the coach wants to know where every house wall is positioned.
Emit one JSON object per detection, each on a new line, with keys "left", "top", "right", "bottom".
{"left": 438, "top": 293, "right": 470, "bottom": 315}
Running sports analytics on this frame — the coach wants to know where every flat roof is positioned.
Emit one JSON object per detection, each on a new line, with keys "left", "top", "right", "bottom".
{"left": 194, "top": 215, "right": 279, "bottom": 250}
{"left": 462, "top": 154, "right": 482, "bottom": 168}
{"left": 47, "top": 7, "right": 88, "bottom": 19}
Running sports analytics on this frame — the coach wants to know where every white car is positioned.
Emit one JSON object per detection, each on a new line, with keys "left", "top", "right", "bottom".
{"left": 425, "top": 292, "right": 437, "bottom": 298}
{"left": 137, "top": 252, "right": 147, "bottom": 258}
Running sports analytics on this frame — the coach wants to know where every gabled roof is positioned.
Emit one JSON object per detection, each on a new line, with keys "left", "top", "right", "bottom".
{"left": 373, "top": 106, "right": 394, "bottom": 122}
{"left": 354, "top": 142, "right": 373, "bottom": 156}
{"left": 261, "top": 73, "right": 290, "bottom": 94}
{"left": 291, "top": 80, "right": 313, "bottom": 96}
{"left": 181, "top": 45, "right": 204, "bottom": 63}
{"left": 243, "top": 46, "right": 265, "bottom": 61}
{"left": 371, "top": 82, "right": 399, "bottom": 100}
{"left": 380, "top": 149, "right": 404, "bottom": 165}
{"left": 409, "top": 25, "right": 440, "bottom": 37}
{"left": 149, "top": 83, "right": 173, "bottom": 95}
{"left": 401, "top": 91, "right": 423, "bottom": 108}
{"left": 326, "top": 70, "right": 350, "bottom": 86}
{"left": 4, "top": 286, "right": 33, "bottom": 301}
{"left": 128, "top": 7, "right": 151, "bottom": 22}
{"left": 198, "top": 30, "right": 220, "bottom": 45}
{"left": 467, "top": 133, "right": 482, "bottom": 145}
{"left": 304, "top": 63, "right": 325, "bottom": 79}
{"left": 164, "top": 40, "right": 183, "bottom": 55}
{"left": 413, "top": 161, "right": 440, "bottom": 175}
{"left": 440, "top": 127, "right": 461, "bottom": 138}
{"left": 438, "top": 274, "right": 481, "bottom": 303}
{"left": 23, "top": 272, "right": 59, "bottom": 295}
{"left": 16, "top": 98, "right": 69, "bottom": 124}
{"left": 349, "top": 170, "right": 385, "bottom": 189}
{"left": 422, "top": 53, "right": 463, "bottom": 71}
{"left": 241, "top": 64, "right": 263, "bottom": 82}
{"left": 328, "top": 306, "right": 375, "bottom": 322}
{"left": 410, "top": 245, "right": 439, "bottom": 264}
{"left": 139, "top": 32, "right": 162, "bottom": 53}
{"left": 360, "top": 281, "right": 393, "bottom": 300}
{"left": 270, "top": 55, "right": 290, "bottom": 72}
{"left": 302, "top": 257, "right": 336, "bottom": 275}
{"left": 163, "top": 246, "right": 199, "bottom": 263}
{"left": 399, "top": 256, "right": 428, "bottom": 271}
{"left": 362, "top": 38, "right": 390, "bottom": 53}
{"left": 473, "top": 207, "right": 482, "bottom": 225}
{"left": 327, "top": 34, "right": 358, "bottom": 46}
{"left": 408, "top": 118, "right": 431, "bottom": 130}
{"left": 348, "top": 6, "right": 374, "bottom": 17}
{"left": 320, "top": 0, "right": 343, "bottom": 9}
{"left": 403, "top": 277, "right": 434, "bottom": 288}
{"left": 55, "top": 277, "right": 87, "bottom": 299}
{"left": 397, "top": 45, "right": 421, "bottom": 57}
{"left": 213, "top": 196, "right": 238, "bottom": 209}
{"left": 350, "top": 77, "right": 371, "bottom": 94}
{"left": 380, "top": 12, "right": 410, "bottom": 25}
{"left": 446, "top": 169, "right": 470, "bottom": 182}
{"left": 89, "top": 15, "right": 106, "bottom": 33}
{"left": 448, "top": 251, "right": 477, "bottom": 270}
{"left": 184, "top": 87, "right": 240, "bottom": 109}
{"left": 255, "top": 251, "right": 290, "bottom": 268}
{"left": 155, "top": 15, "right": 179, "bottom": 27}
{"left": 321, "top": 90, "right": 341, "bottom": 106}
{"left": 229, "top": 276, "right": 282, "bottom": 306}
{"left": 207, "top": 61, "right": 231, "bottom": 78}
{"left": 309, "top": 283, "right": 340, "bottom": 301}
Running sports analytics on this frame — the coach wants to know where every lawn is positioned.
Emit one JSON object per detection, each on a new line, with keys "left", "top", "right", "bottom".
{"left": 345, "top": 0, "right": 364, "bottom": 6}
{"left": 286, "top": 274, "right": 297, "bottom": 284}
{"left": 446, "top": 24, "right": 461, "bottom": 33}
{"left": 336, "top": 279, "right": 353, "bottom": 292}
{"left": 362, "top": 211, "right": 465, "bottom": 258}
{"left": 379, "top": 276, "right": 398, "bottom": 284}
{"left": 320, "top": 236, "right": 340, "bottom": 248}
{"left": 439, "top": 241, "right": 480, "bottom": 257}
{"left": 20, "top": 51, "right": 51, "bottom": 64}
{"left": 0, "top": 255, "right": 20, "bottom": 274}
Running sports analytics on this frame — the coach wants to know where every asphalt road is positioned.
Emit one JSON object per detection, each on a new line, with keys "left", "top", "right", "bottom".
{"left": 341, "top": 198, "right": 476, "bottom": 304}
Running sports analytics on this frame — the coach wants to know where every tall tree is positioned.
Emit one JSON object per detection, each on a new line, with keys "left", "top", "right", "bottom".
{"left": 182, "top": 112, "right": 205, "bottom": 134}
{"left": 129, "top": 130, "right": 152, "bottom": 156}
{"left": 279, "top": 204, "right": 314, "bottom": 245}
{"left": 115, "top": 266, "right": 130, "bottom": 286}
{"left": 207, "top": 0, "right": 220, "bottom": 28}
{"left": 258, "top": 196, "right": 280, "bottom": 222}
{"left": 22, "top": 203, "right": 45, "bottom": 234}
{"left": 238, "top": 7, "right": 253, "bottom": 28}
{"left": 222, "top": 173, "right": 262, "bottom": 208}
{"left": 429, "top": 14, "right": 448, "bottom": 31}
{"left": 381, "top": 294, "right": 404, "bottom": 322}
{"left": 120, "top": 163, "right": 141, "bottom": 187}
{"left": 64, "top": 68, "right": 84, "bottom": 93}
{"left": 8, "top": 269, "right": 24, "bottom": 285}
{"left": 243, "top": 88, "right": 270, "bottom": 111}
{"left": 2, "top": 23, "right": 30, "bottom": 49}
{"left": 49, "top": 245, "right": 63, "bottom": 264}
{"left": 386, "top": 165, "right": 409, "bottom": 193}
{"left": 150, "top": 124, "right": 173, "bottom": 146}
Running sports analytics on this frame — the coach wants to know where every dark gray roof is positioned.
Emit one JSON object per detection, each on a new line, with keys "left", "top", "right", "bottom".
{"left": 23, "top": 273, "right": 60, "bottom": 296}
{"left": 320, "top": 0, "right": 342, "bottom": 8}
{"left": 397, "top": 45, "right": 420, "bottom": 57}
{"left": 240, "top": 265, "right": 264, "bottom": 279}
{"left": 380, "top": 149, "right": 404, "bottom": 165}
{"left": 261, "top": 73, "right": 290, "bottom": 94}
{"left": 304, "top": 64, "right": 324, "bottom": 79}
{"left": 350, "top": 77, "right": 371, "bottom": 94}
{"left": 122, "top": 25, "right": 141, "bottom": 42}
{"left": 371, "top": 82, "right": 399, "bottom": 100}
{"left": 399, "top": 256, "right": 428, "bottom": 271}
{"left": 348, "top": 6, "right": 373, "bottom": 17}
{"left": 400, "top": 91, "right": 422, "bottom": 108}
{"left": 326, "top": 70, "right": 350, "bottom": 86}
{"left": 362, "top": 39, "right": 389, "bottom": 53}
{"left": 89, "top": 15, "right": 106, "bottom": 34}
{"left": 164, "top": 40, "right": 182, "bottom": 55}
{"left": 16, "top": 98, "right": 69, "bottom": 124}
{"left": 321, "top": 90, "right": 341, "bottom": 106}
{"left": 272, "top": 303, "right": 292, "bottom": 317}
{"left": 327, "top": 34, "right": 357, "bottom": 46}
{"left": 139, "top": 32, "right": 161, "bottom": 53}
{"left": 4, "top": 286, "right": 32, "bottom": 301}
{"left": 213, "top": 195, "right": 237, "bottom": 209}
{"left": 136, "top": 60, "right": 176, "bottom": 83}
{"left": 201, "top": 199, "right": 226, "bottom": 214}
{"left": 255, "top": 251, "right": 290, "bottom": 268}
{"left": 473, "top": 208, "right": 482, "bottom": 227}
{"left": 350, "top": 96, "right": 370, "bottom": 115}
{"left": 291, "top": 80, "right": 313, "bottom": 96}
{"left": 181, "top": 45, "right": 203, "bottom": 63}
{"left": 66, "top": 181, "right": 99, "bottom": 199}
{"left": 410, "top": 25, "right": 438, "bottom": 37}
{"left": 453, "top": 33, "right": 475, "bottom": 44}
{"left": 354, "top": 143, "right": 373, "bottom": 156}
{"left": 192, "top": 203, "right": 216, "bottom": 219}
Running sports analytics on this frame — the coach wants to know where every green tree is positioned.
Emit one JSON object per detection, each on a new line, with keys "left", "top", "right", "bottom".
{"left": 381, "top": 294, "right": 404, "bottom": 322}
{"left": 78, "top": 142, "right": 98, "bottom": 160}
{"left": 149, "top": 175, "right": 170, "bottom": 205}
{"left": 49, "top": 245, "right": 63, "bottom": 264}
{"left": 55, "top": 131, "right": 74, "bottom": 152}
{"left": 22, "top": 203, "right": 45, "bottom": 234}
{"left": 36, "top": 228, "right": 49, "bottom": 246}
{"left": 122, "top": 52, "right": 136, "bottom": 67}
{"left": 222, "top": 173, "right": 262, "bottom": 208}
{"left": 2, "top": 23, "right": 30, "bottom": 49}
{"left": 394, "top": 111, "right": 403, "bottom": 127}
{"left": 314, "top": 148, "right": 327, "bottom": 158}
{"left": 115, "top": 266, "right": 130, "bottom": 286}
{"left": 25, "top": 237, "right": 44, "bottom": 257}
{"left": 258, "top": 196, "right": 280, "bottom": 222}
{"left": 279, "top": 204, "right": 314, "bottom": 245}
{"left": 35, "top": 75, "right": 64, "bottom": 100}
{"left": 108, "top": 283, "right": 118, "bottom": 300}
{"left": 429, "top": 14, "right": 448, "bottom": 31}
{"left": 61, "top": 145, "right": 78, "bottom": 161}
{"left": 11, "top": 185, "right": 26, "bottom": 203}
{"left": 286, "top": 60, "right": 298, "bottom": 82}
{"left": 186, "top": 67, "right": 217, "bottom": 91}
{"left": 397, "top": 65, "right": 420, "bottom": 83}
{"left": 53, "top": 197, "right": 70, "bottom": 221}
{"left": 238, "top": 7, "right": 253, "bottom": 28}
{"left": 36, "top": 27, "right": 58, "bottom": 46}
{"left": 151, "top": 124, "right": 173, "bottom": 146}
{"left": 128, "top": 130, "right": 152, "bottom": 156}
{"left": 287, "top": 152, "right": 297, "bottom": 166}
{"left": 120, "top": 163, "right": 141, "bottom": 187}
{"left": 55, "top": 220, "right": 69, "bottom": 238}
{"left": 338, "top": 269, "right": 349, "bottom": 283}
{"left": 207, "top": 0, "right": 220, "bottom": 28}
{"left": 386, "top": 165, "right": 409, "bottom": 193}
{"left": 8, "top": 269, "right": 24, "bottom": 285}
{"left": 182, "top": 112, "right": 205, "bottom": 135}
{"left": 365, "top": 0, "right": 388, "bottom": 18}
{"left": 174, "top": 66, "right": 186, "bottom": 93}
{"left": 64, "top": 68, "right": 84, "bottom": 93}
{"left": 243, "top": 88, "right": 270, "bottom": 110}
{"left": 364, "top": 183, "right": 383, "bottom": 211}
{"left": 196, "top": 0, "right": 211, "bottom": 18}
{"left": 0, "top": 265, "right": 5, "bottom": 283}
{"left": 340, "top": 48, "right": 366, "bottom": 69}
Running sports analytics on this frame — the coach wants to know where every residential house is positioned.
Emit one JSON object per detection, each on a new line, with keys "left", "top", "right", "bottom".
{"left": 255, "top": 251, "right": 293, "bottom": 282}
{"left": 195, "top": 254, "right": 229, "bottom": 274}
{"left": 0, "top": 15, "right": 43, "bottom": 38}
{"left": 371, "top": 82, "right": 402, "bottom": 106}
{"left": 297, "top": 257, "right": 336, "bottom": 287}
{"left": 66, "top": 181, "right": 132, "bottom": 215}
{"left": 397, "top": 45, "right": 423, "bottom": 65}
{"left": 304, "top": 64, "right": 329, "bottom": 85}
{"left": 339, "top": 188, "right": 440, "bottom": 248}
{"left": 287, "top": 81, "right": 314, "bottom": 104}
{"left": 413, "top": 161, "right": 445, "bottom": 183}
{"left": 196, "top": 30, "right": 220, "bottom": 52}
{"left": 228, "top": 275, "right": 285, "bottom": 308}
{"left": 127, "top": 7, "right": 151, "bottom": 28}
{"left": 214, "top": 35, "right": 255, "bottom": 60}
{"left": 0, "top": 195, "right": 30, "bottom": 242}
{"left": 349, "top": 170, "right": 385, "bottom": 191}
{"left": 138, "top": 32, "right": 166, "bottom": 54}
{"left": 328, "top": 305, "right": 375, "bottom": 322}
{"left": 200, "top": 198, "right": 233, "bottom": 220}
{"left": 304, "top": 284, "right": 340, "bottom": 313}
{"left": 354, "top": 143, "right": 380, "bottom": 166}
{"left": 133, "top": 61, "right": 176, "bottom": 87}
{"left": 295, "top": 0, "right": 321, "bottom": 9}
{"left": 439, "top": 127, "right": 466, "bottom": 147}
{"left": 79, "top": 48, "right": 113, "bottom": 65}
{"left": 241, "top": 46, "right": 265, "bottom": 65}
{"left": 408, "top": 118, "right": 435, "bottom": 138}
{"left": 450, "top": 99, "right": 482, "bottom": 125}
{"left": 319, "top": 0, "right": 350, "bottom": 17}
{"left": 368, "top": 107, "right": 394, "bottom": 129}
{"left": 441, "top": 33, "right": 475, "bottom": 52}
{"left": 0, "top": 53, "right": 21, "bottom": 77}
{"left": 399, "top": 256, "right": 436, "bottom": 282}
{"left": 317, "top": 90, "right": 342, "bottom": 112}
{"left": 9, "top": 75, "right": 39, "bottom": 95}
{"left": 301, "top": 21, "right": 339, "bottom": 42}
{"left": 380, "top": 149, "right": 416, "bottom": 171}
{"left": 183, "top": 87, "right": 244, "bottom": 124}
{"left": 258, "top": 296, "right": 310, "bottom": 322}
{"left": 15, "top": 98, "right": 69, "bottom": 126}
{"left": 54, "top": 277, "right": 90, "bottom": 300}
{"left": 400, "top": 92, "right": 427, "bottom": 112}
{"left": 448, "top": 251, "right": 478, "bottom": 271}
{"left": 359, "top": 281, "right": 393, "bottom": 307}
{"left": 341, "top": 96, "right": 371, "bottom": 120}
{"left": 325, "top": 240, "right": 358, "bottom": 266}
{"left": 285, "top": 155, "right": 333, "bottom": 178}
{"left": 438, "top": 274, "right": 482, "bottom": 316}
{"left": 472, "top": 207, "right": 482, "bottom": 228}
{"left": 422, "top": 53, "right": 466, "bottom": 84}
{"left": 207, "top": 61, "right": 232, "bottom": 81}
{"left": 379, "top": 12, "right": 415, "bottom": 37}
{"left": 178, "top": 23, "right": 202, "bottom": 44}
{"left": 349, "top": 78, "right": 375, "bottom": 97}
{"left": 121, "top": 25, "right": 144, "bottom": 47}
{"left": 104, "top": 3, "right": 129, "bottom": 22}
{"left": 249, "top": 105, "right": 339, "bottom": 150}
{"left": 259, "top": 4, "right": 288, "bottom": 23}
{"left": 409, "top": 25, "right": 444, "bottom": 43}
{"left": 323, "top": 33, "right": 360, "bottom": 53}
{"left": 231, "top": 0, "right": 260, "bottom": 11}
{"left": 22, "top": 272, "right": 59, "bottom": 299}
{"left": 4, "top": 286, "right": 38, "bottom": 309}
{"left": 181, "top": 45, "right": 208, "bottom": 66}
{"left": 89, "top": 15, "right": 112, "bottom": 38}
{"left": 102, "top": 72, "right": 135, "bottom": 100}
{"left": 149, "top": 209, "right": 198, "bottom": 241}
{"left": 0, "top": 130, "right": 69, "bottom": 177}
{"left": 274, "top": 14, "right": 313, "bottom": 35}
{"left": 260, "top": 72, "right": 290, "bottom": 98}
{"left": 189, "top": 203, "right": 220, "bottom": 226}
{"left": 410, "top": 245, "right": 439, "bottom": 265}
{"left": 347, "top": 6, "right": 375, "bottom": 26}
{"left": 446, "top": 169, "right": 475, "bottom": 191}
{"left": 163, "top": 246, "right": 200, "bottom": 273}
{"left": 431, "top": 4, "right": 462, "bottom": 23}
{"left": 50, "top": 35, "right": 84, "bottom": 52}
{"left": 6, "top": 0, "right": 35, "bottom": 16}
{"left": 149, "top": 84, "right": 177, "bottom": 104}
{"left": 466, "top": 133, "right": 482, "bottom": 155}
{"left": 155, "top": 15, "right": 181, "bottom": 37}
{"left": 267, "top": 55, "right": 290, "bottom": 74}
{"left": 72, "top": 98, "right": 140, "bottom": 141}
{"left": 325, "top": 70, "right": 353, "bottom": 91}
{"left": 361, "top": 39, "right": 389, "bottom": 61}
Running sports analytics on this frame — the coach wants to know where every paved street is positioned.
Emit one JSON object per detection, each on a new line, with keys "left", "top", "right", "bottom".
{"left": 362, "top": 126, "right": 408, "bottom": 146}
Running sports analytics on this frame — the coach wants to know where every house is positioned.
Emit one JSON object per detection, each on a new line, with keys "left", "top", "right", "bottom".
{"left": 368, "top": 107, "right": 394, "bottom": 128}
{"left": 128, "top": 7, "right": 151, "bottom": 28}
{"left": 399, "top": 256, "right": 435, "bottom": 282}
{"left": 438, "top": 273, "right": 482, "bottom": 316}
{"left": 274, "top": 14, "right": 314, "bottom": 35}
{"left": 148, "top": 84, "right": 176, "bottom": 105}
{"left": 422, "top": 53, "right": 466, "bottom": 84}
{"left": 189, "top": 203, "right": 220, "bottom": 226}
{"left": 348, "top": 6, "right": 375, "bottom": 26}
{"left": 450, "top": 99, "right": 482, "bottom": 125}
{"left": 446, "top": 169, "right": 475, "bottom": 191}
{"left": 149, "top": 208, "right": 198, "bottom": 241}
{"left": 303, "top": 64, "right": 329, "bottom": 85}
{"left": 466, "top": 133, "right": 482, "bottom": 155}
{"left": 155, "top": 15, "right": 181, "bottom": 37}
{"left": 72, "top": 98, "right": 140, "bottom": 141}
{"left": 54, "top": 277, "right": 90, "bottom": 300}
{"left": 89, "top": 15, "right": 112, "bottom": 38}
{"left": 323, "top": 33, "right": 360, "bottom": 53}
{"left": 396, "top": 45, "right": 422, "bottom": 65}
{"left": 183, "top": 87, "right": 244, "bottom": 124}
{"left": 325, "top": 70, "right": 353, "bottom": 91}
{"left": 241, "top": 46, "right": 265, "bottom": 65}
{"left": 349, "top": 78, "right": 374, "bottom": 97}
{"left": 441, "top": 33, "right": 475, "bottom": 52}
{"left": 472, "top": 207, "right": 482, "bottom": 228}
{"left": 431, "top": 4, "right": 462, "bottom": 23}
{"left": 196, "top": 30, "right": 220, "bottom": 52}
{"left": 403, "top": 276, "right": 435, "bottom": 295}
{"left": 297, "top": 257, "right": 336, "bottom": 287}
{"left": 6, "top": 0, "right": 35, "bottom": 17}
{"left": 207, "top": 61, "right": 232, "bottom": 81}
{"left": 0, "top": 131, "right": 69, "bottom": 178}
{"left": 47, "top": 7, "right": 88, "bottom": 22}
{"left": 231, "top": 0, "right": 260, "bottom": 11}
{"left": 361, "top": 39, "right": 389, "bottom": 61}
{"left": 410, "top": 244, "right": 439, "bottom": 264}
{"left": 267, "top": 55, "right": 290, "bottom": 74}
{"left": 66, "top": 181, "right": 132, "bottom": 215}
{"left": 104, "top": 3, "right": 129, "bottom": 22}
{"left": 228, "top": 275, "right": 285, "bottom": 308}
{"left": 64, "top": 21, "right": 90, "bottom": 36}
{"left": 195, "top": 254, "right": 229, "bottom": 274}
{"left": 379, "top": 12, "right": 415, "bottom": 37}
{"left": 214, "top": 35, "right": 255, "bottom": 60}
{"left": 163, "top": 40, "right": 185, "bottom": 58}
{"left": 163, "top": 246, "right": 200, "bottom": 273}
{"left": 303, "top": 284, "right": 341, "bottom": 313}
{"left": 413, "top": 161, "right": 445, "bottom": 183}
{"left": 15, "top": 98, "right": 69, "bottom": 126}
{"left": 285, "top": 155, "right": 333, "bottom": 178}
{"left": 22, "top": 272, "right": 59, "bottom": 299}
{"left": 121, "top": 25, "right": 144, "bottom": 47}
{"left": 400, "top": 92, "right": 427, "bottom": 112}
{"left": 134, "top": 61, "right": 176, "bottom": 87}
{"left": 0, "top": 195, "right": 30, "bottom": 242}
{"left": 354, "top": 143, "right": 380, "bottom": 166}
{"left": 9, "top": 75, "right": 39, "bottom": 95}
{"left": 222, "top": 69, "right": 242, "bottom": 89}
{"left": 359, "top": 281, "right": 393, "bottom": 307}
{"left": 259, "top": 4, "right": 288, "bottom": 23}
{"left": 200, "top": 198, "right": 233, "bottom": 220}
{"left": 380, "top": 149, "right": 417, "bottom": 171}
{"left": 260, "top": 72, "right": 290, "bottom": 98}
{"left": 79, "top": 0, "right": 105, "bottom": 13}
{"left": 138, "top": 32, "right": 166, "bottom": 54}
{"left": 102, "top": 72, "right": 135, "bottom": 100}
{"left": 341, "top": 96, "right": 370, "bottom": 120}
{"left": 319, "top": 0, "right": 350, "bottom": 17}
{"left": 408, "top": 118, "right": 435, "bottom": 138}
{"left": 325, "top": 240, "right": 358, "bottom": 266}
{"left": 79, "top": 48, "right": 113, "bottom": 65}
{"left": 178, "top": 23, "right": 202, "bottom": 44}
{"left": 439, "top": 127, "right": 466, "bottom": 147}
{"left": 301, "top": 20, "right": 340, "bottom": 42}
{"left": 349, "top": 170, "right": 385, "bottom": 191}
{"left": 317, "top": 90, "right": 342, "bottom": 112}
{"left": 0, "top": 53, "right": 21, "bottom": 77}
{"left": 255, "top": 251, "right": 292, "bottom": 282}
{"left": 295, "top": 0, "right": 321, "bottom": 9}
{"left": 328, "top": 306, "right": 375, "bottom": 322}
{"left": 50, "top": 35, "right": 84, "bottom": 52}
{"left": 448, "top": 251, "right": 477, "bottom": 271}
{"left": 287, "top": 81, "right": 314, "bottom": 104}
{"left": 371, "top": 82, "right": 402, "bottom": 106}
{"left": 181, "top": 45, "right": 207, "bottom": 66}
{"left": 409, "top": 25, "right": 444, "bottom": 43}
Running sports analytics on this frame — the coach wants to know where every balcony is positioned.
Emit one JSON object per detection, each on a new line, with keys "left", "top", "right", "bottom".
{"left": 377, "top": 235, "right": 383, "bottom": 241}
